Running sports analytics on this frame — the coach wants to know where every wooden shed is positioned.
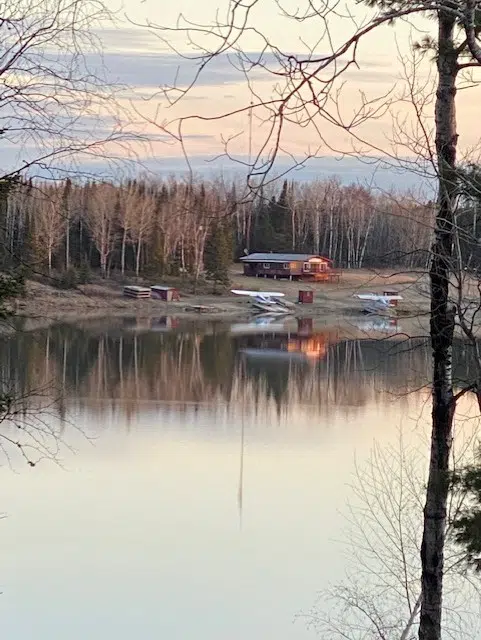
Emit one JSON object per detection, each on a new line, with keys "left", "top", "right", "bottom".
{"left": 240, "top": 253, "right": 335, "bottom": 281}
{"left": 151, "top": 285, "right": 180, "bottom": 302}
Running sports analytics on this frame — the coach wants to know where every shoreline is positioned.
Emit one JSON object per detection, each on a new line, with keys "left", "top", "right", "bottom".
{"left": 3, "top": 267, "right": 432, "bottom": 336}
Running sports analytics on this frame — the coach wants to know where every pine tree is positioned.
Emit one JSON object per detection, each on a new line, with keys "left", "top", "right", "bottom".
{"left": 204, "top": 219, "right": 233, "bottom": 291}
{"left": 268, "top": 179, "right": 293, "bottom": 250}
{"left": 251, "top": 192, "right": 275, "bottom": 251}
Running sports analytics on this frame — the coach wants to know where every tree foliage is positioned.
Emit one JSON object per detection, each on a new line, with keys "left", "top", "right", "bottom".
{"left": 0, "top": 177, "right": 436, "bottom": 278}
{"left": 204, "top": 218, "right": 233, "bottom": 290}
{"left": 452, "top": 463, "right": 481, "bottom": 571}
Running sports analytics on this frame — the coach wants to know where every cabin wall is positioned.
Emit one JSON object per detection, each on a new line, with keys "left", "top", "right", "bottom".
{"left": 289, "top": 261, "right": 303, "bottom": 275}
{"left": 244, "top": 261, "right": 293, "bottom": 278}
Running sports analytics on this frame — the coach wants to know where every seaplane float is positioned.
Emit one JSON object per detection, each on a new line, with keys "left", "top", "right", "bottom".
{"left": 231, "top": 289, "right": 295, "bottom": 315}
{"left": 353, "top": 291, "right": 403, "bottom": 316}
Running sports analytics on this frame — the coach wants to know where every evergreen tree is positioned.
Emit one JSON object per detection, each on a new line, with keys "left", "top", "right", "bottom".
{"left": 268, "top": 179, "right": 293, "bottom": 250}
{"left": 250, "top": 182, "right": 293, "bottom": 252}
{"left": 452, "top": 461, "right": 481, "bottom": 570}
{"left": 251, "top": 191, "right": 275, "bottom": 251}
{"left": 204, "top": 219, "right": 233, "bottom": 291}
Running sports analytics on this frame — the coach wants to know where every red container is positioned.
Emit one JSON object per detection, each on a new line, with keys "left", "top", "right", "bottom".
{"left": 298, "top": 290, "right": 314, "bottom": 304}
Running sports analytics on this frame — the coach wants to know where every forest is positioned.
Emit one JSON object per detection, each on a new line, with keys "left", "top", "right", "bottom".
{"left": 1, "top": 170, "right": 480, "bottom": 286}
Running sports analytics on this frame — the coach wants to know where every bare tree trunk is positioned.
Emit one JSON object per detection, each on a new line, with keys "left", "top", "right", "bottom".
{"left": 419, "top": 13, "right": 458, "bottom": 640}
{"left": 121, "top": 227, "right": 127, "bottom": 275}
{"left": 100, "top": 252, "right": 107, "bottom": 278}
{"left": 65, "top": 216, "right": 70, "bottom": 271}
{"left": 136, "top": 233, "right": 142, "bottom": 277}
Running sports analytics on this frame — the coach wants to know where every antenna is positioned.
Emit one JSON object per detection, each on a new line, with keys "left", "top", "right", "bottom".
{"left": 248, "top": 99, "right": 253, "bottom": 167}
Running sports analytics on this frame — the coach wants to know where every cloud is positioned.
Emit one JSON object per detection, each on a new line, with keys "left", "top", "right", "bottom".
{"left": 79, "top": 50, "right": 268, "bottom": 90}
{"left": 83, "top": 30, "right": 397, "bottom": 91}
{"left": 94, "top": 27, "right": 166, "bottom": 53}
{"left": 84, "top": 50, "right": 396, "bottom": 92}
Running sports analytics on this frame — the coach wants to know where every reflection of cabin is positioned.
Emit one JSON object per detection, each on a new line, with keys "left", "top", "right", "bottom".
{"left": 240, "top": 253, "right": 337, "bottom": 281}
{"left": 239, "top": 326, "right": 340, "bottom": 361}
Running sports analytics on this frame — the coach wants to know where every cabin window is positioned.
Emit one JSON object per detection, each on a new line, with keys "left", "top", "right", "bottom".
{"left": 262, "top": 262, "right": 271, "bottom": 269}
{"left": 283, "top": 263, "right": 290, "bottom": 270}
{"left": 319, "top": 263, "right": 326, "bottom": 271}
{"left": 303, "top": 262, "right": 311, "bottom": 271}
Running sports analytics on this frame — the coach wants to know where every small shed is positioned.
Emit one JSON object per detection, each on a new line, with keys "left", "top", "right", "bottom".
{"left": 151, "top": 285, "right": 180, "bottom": 302}
{"left": 298, "top": 290, "right": 314, "bottom": 304}
{"left": 240, "top": 253, "right": 333, "bottom": 281}
{"left": 123, "top": 285, "right": 151, "bottom": 299}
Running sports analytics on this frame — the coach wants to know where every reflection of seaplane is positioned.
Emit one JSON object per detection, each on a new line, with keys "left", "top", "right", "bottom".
{"left": 353, "top": 291, "right": 403, "bottom": 316}
{"left": 230, "top": 315, "right": 287, "bottom": 335}
{"left": 231, "top": 289, "right": 295, "bottom": 315}
{"left": 351, "top": 317, "right": 401, "bottom": 334}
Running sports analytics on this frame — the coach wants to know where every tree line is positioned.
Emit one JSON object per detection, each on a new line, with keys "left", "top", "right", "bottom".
{"left": 0, "top": 176, "right": 441, "bottom": 285}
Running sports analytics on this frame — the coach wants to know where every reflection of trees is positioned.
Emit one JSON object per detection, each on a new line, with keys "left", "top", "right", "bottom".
{"left": 2, "top": 323, "right": 477, "bottom": 420}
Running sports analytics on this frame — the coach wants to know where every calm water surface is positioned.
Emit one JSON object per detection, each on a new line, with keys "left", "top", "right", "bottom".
{"left": 0, "top": 316, "right": 447, "bottom": 639}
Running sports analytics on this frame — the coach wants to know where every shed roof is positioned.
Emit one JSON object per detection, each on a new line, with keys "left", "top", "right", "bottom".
{"left": 151, "top": 285, "right": 177, "bottom": 291}
{"left": 240, "top": 252, "right": 331, "bottom": 263}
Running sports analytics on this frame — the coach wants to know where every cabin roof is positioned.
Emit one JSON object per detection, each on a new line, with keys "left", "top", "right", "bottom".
{"left": 240, "top": 252, "right": 331, "bottom": 263}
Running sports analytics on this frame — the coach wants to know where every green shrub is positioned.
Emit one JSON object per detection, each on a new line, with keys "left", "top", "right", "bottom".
{"left": 77, "top": 262, "right": 91, "bottom": 284}
{"left": 56, "top": 268, "right": 79, "bottom": 290}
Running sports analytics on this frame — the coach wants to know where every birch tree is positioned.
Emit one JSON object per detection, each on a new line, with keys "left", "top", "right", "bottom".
{"left": 125, "top": 182, "right": 156, "bottom": 277}
{"left": 32, "top": 186, "right": 65, "bottom": 274}
{"left": 85, "top": 183, "right": 117, "bottom": 277}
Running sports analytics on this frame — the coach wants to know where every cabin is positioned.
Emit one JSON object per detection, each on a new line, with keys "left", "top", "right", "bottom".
{"left": 240, "top": 253, "right": 336, "bottom": 281}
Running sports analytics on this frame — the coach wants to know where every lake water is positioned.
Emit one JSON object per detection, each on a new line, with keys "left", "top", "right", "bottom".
{"left": 0, "top": 316, "right": 470, "bottom": 639}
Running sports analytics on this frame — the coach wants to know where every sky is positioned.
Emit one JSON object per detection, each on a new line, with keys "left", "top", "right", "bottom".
{"left": 9, "top": 0, "right": 481, "bottom": 188}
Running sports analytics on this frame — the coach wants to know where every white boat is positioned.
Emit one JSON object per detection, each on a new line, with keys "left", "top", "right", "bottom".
{"left": 353, "top": 291, "right": 403, "bottom": 315}
{"left": 231, "top": 289, "right": 294, "bottom": 315}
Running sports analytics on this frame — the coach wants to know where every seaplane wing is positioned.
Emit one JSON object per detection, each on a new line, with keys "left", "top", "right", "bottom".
{"left": 354, "top": 293, "right": 403, "bottom": 303}
{"left": 231, "top": 289, "right": 285, "bottom": 298}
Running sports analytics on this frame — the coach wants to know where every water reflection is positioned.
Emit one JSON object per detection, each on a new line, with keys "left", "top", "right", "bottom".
{"left": 0, "top": 316, "right": 438, "bottom": 421}
{"left": 1, "top": 316, "right": 474, "bottom": 640}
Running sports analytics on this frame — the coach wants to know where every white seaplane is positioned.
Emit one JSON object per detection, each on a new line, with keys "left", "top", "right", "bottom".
{"left": 231, "top": 289, "right": 295, "bottom": 315}
{"left": 353, "top": 291, "right": 403, "bottom": 316}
